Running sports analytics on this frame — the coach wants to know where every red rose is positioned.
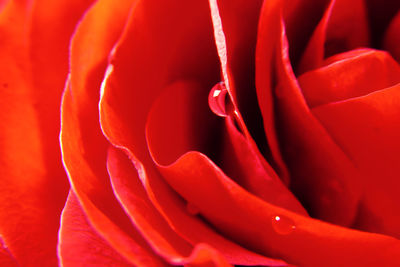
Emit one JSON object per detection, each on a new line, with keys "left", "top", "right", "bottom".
{"left": 1, "top": 0, "right": 399, "bottom": 266}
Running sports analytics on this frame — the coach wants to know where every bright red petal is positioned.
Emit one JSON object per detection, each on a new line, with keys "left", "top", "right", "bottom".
{"left": 312, "top": 82, "right": 400, "bottom": 238}
{"left": 257, "top": 1, "right": 362, "bottom": 226}
{"left": 61, "top": 0, "right": 167, "bottom": 264}
{"left": 158, "top": 151, "right": 400, "bottom": 266}
{"left": 145, "top": 80, "right": 306, "bottom": 215}
{"left": 0, "top": 0, "right": 93, "bottom": 265}
{"left": 299, "top": 48, "right": 400, "bottom": 108}
{"left": 58, "top": 191, "right": 144, "bottom": 267}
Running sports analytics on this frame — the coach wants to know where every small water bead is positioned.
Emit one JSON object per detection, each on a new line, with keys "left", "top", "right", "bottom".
{"left": 208, "top": 82, "right": 230, "bottom": 117}
{"left": 272, "top": 215, "right": 296, "bottom": 235}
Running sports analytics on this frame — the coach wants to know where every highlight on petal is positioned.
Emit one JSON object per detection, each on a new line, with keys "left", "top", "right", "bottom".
{"left": 60, "top": 0, "right": 169, "bottom": 265}
{"left": 210, "top": 0, "right": 287, "bottom": 186}
{"left": 0, "top": 237, "right": 18, "bottom": 267}
{"left": 184, "top": 244, "right": 232, "bottom": 267}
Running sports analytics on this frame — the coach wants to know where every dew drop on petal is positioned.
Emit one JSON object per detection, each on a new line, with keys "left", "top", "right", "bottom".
{"left": 208, "top": 82, "right": 229, "bottom": 117}
{"left": 272, "top": 215, "right": 296, "bottom": 235}
{"left": 186, "top": 202, "right": 200, "bottom": 216}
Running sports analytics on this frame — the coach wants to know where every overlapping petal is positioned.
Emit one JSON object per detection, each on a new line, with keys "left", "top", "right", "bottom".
{"left": 0, "top": 0, "right": 93, "bottom": 265}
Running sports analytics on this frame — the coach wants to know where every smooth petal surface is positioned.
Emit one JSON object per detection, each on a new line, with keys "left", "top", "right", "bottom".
{"left": 299, "top": 49, "right": 400, "bottom": 108}
{"left": 312, "top": 82, "right": 400, "bottom": 237}
{"left": 108, "top": 146, "right": 272, "bottom": 266}
{"left": 145, "top": 80, "right": 306, "bottom": 215}
{"left": 107, "top": 146, "right": 194, "bottom": 264}
{"left": 256, "top": 1, "right": 362, "bottom": 226}
{"left": 99, "top": 0, "right": 220, "bottom": 164}
{"left": 158, "top": 151, "right": 400, "bottom": 266}
{"left": 323, "top": 0, "right": 369, "bottom": 57}
{"left": 0, "top": 0, "right": 93, "bottom": 265}
{"left": 110, "top": 145, "right": 282, "bottom": 266}
{"left": 60, "top": 0, "right": 169, "bottom": 265}
{"left": 58, "top": 191, "right": 137, "bottom": 267}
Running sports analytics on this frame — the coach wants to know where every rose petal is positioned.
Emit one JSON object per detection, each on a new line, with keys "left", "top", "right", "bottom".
{"left": 298, "top": 0, "right": 335, "bottom": 73}
{"left": 145, "top": 80, "right": 307, "bottom": 214}
{"left": 108, "top": 146, "right": 279, "bottom": 266}
{"left": 383, "top": 10, "right": 400, "bottom": 62}
{"left": 0, "top": 0, "right": 92, "bottom": 265}
{"left": 255, "top": 0, "right": 333, "bottom": 186}
{"left": 257, "top": 1, "right": 362, "bottom": 226}
{"left": 99, "top": 0, "right": 220, "bottom": 165}
{"left": 107, "top": 145, "right": 194, "bottom": 263}
{"left": 220, "top": 117, "right": 307, "bottom": 215}
{"left": 58, "top": 190, "right": 147, "bottom": 267}
{"left": 299, "top": 0, "right": 370, "bottom": 73}
{"left": 61, "top": 0, "right": 165, "bottom": 264}
{"left": 158, "top": 151, "right": 400, "bottom": 266}
{"left": 185, "top": 244, "right": 232, "bottom": 267}
{"left": 299, "top": 48, "right": 400, "bottom": 108}
{"left": 311, "top": 82, "right": 400, "bottom": 238}
{"left": 324, "top": 0, "right": 369, "bottom": 57}
{"left": 211, "top": 0, "right": 274, "bottom": 166}
{"left": 145, "top": 80, "right": 221, "bottom": 167}
{"left": 105, "top": 94, "right": 287, "bottom": 265}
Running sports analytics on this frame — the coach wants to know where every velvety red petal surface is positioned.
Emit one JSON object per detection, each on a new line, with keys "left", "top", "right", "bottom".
{"left": 255, "top": 0, "right": 400, "bottom": 264}
{"left": 61, "top": 0, "right": 169, "bottom": 265}
{"left": 107, "top": 145, "right": 195, "bottom": 263}
{"left": 98, "top": 1, "right": 291, "bottom": 265}
{"left": 145, "top": 80, "right": 306, "bottom": 215}
{"left": 110, "top": 145, "right": 281, "bottom": 266}
{"left": 158, "top": 151, "right": 400, "bottom": 266}
{"left": 108, "top": 146, "right": 264, "bottom": 266}
{"left": 322, "top": 0, "right": 369, "bottom": 57}
{"left": 58, "top": 191, "right": 137, "bottom": 267}
{"left": 0, "top": 0, "right": 92, "bottom": 265}
{"left": 312, "top": 82, "right": 400, "bottom": 238}
{"left": 299, "top": 49, "right": 400, "bottom": 108}
{"left": 212, "top": 0, "right": 279, "bottom": 178}
{"left": 297, "top": 0, "right": 334, "bottom": 74}
{"left": 257, "top": 0, "right": 362, "bottom": 226}
{"left": 297, "top": 0, "right": 369, "bottom": 74}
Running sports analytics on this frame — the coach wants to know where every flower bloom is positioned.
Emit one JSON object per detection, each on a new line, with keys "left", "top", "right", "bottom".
{"left": 0, "top": 0, "right": 399, "bottom": 266}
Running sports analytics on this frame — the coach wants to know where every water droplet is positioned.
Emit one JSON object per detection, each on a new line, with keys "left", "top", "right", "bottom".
{"left": 272, "top": 215, "right": 296, "bottom": 235}
{"left": 208, "top": 82, "right": 229, "bottom": 117}
{"left": 186, "top": 202, "right": 200, "bottom": 215}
